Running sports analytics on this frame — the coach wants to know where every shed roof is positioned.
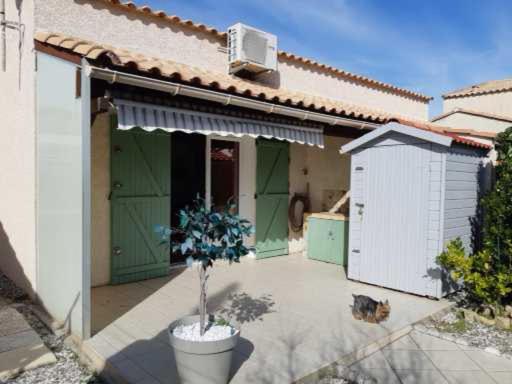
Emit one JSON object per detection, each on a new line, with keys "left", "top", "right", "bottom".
{"left": 340, "top": 122, "right": 491, "bottom": 153}
{"left": 85, "top": 0, "right": 432, "bottom": 102}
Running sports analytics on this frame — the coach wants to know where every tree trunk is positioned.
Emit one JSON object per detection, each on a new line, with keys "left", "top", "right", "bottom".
{"left": 199, "top": 265, "right": 208, "bottom": 336}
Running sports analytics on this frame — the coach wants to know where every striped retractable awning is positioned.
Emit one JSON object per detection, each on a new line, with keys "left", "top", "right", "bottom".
{"left": 114, "top": 99, "right": 324, "bottom": 147}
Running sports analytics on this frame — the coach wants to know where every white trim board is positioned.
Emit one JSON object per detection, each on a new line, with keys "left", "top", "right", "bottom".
{"left": 340, "top": 122, "right": 453, "bottom": 153}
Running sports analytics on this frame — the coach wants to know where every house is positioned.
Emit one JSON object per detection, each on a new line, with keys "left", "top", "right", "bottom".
{"left": 0, "top": 0, "right": 488, "bottom": 342}
{"left": 433, "top": 78, "right": 512, "bottom": 147}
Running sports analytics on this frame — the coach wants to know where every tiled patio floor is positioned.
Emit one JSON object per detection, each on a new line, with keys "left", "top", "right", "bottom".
{"left": 351, "top": 330, "right": 512, "bottom": 383}
{"left": 86, "top": 253, "right": 450, "bottom": 383}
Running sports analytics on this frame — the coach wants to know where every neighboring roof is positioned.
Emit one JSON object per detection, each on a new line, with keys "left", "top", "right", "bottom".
{"left": 390, "top": 117, "right": 492, "bottom": 149}
{"left": 443, "top": 78, "right": 512, "bottom": 99}
{"left": 34, "top": 31, "right": 394, "bottom": 123}
{"left": 432, "top": 108, "right": 512, "bottom": 124}
{"left": 341, "top": 122, "right": 490, "bottom": 153}
{"left": 91, "top": 0, "right": 432, "bottom": 102}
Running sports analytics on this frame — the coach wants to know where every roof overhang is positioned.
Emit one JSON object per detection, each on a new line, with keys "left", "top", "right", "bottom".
{"left": 340, "top": 122, "right": 453, "bottom": 154}
{"left": 87, "top": 66, "right": 380, "bottom": 131}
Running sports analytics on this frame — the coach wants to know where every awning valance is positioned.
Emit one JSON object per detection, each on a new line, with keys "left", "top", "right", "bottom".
{"left": 114, "top": 99, "right": 324, "bottom": 148}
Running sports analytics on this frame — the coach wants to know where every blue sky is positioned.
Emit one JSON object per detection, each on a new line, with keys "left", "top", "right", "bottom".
{"left": 145, "top": 0, "right": 512, "bottom": 117}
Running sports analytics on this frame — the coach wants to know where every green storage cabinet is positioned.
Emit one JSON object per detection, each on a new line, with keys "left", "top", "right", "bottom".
{"left": 307, "top": 214, "right": 349, "bottom": 266}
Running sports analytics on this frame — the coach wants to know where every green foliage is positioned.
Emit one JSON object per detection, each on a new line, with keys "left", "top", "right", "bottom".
{"left": 437, "top": 238, "right": 512, "bottom": 306}
{"left": 439, "top": 127, "right": 512, "bottom": 308}
{"left": 155, "top": 198, "right": 254, "bottom": 269}
{"left": 481, "top": 126, "right": 512, "bottom": 268}
{"left": 214, "top": 316, "right": 231, "bottom": 327}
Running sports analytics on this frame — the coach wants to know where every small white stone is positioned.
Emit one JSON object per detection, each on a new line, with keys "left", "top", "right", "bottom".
{"left": 443, "top": 334, "right": 456, "bottom": 342}
{"left": 173, "top": 322, "right": 236, "bottom": 342}
{"left": 428, "top": 329, "right": 440, "bottom": 338}
{"left": 484, "top": 347, "right": 501, "bottom": 356}
{"left": 455, "top": 338, "right": 469, "bottom": 346}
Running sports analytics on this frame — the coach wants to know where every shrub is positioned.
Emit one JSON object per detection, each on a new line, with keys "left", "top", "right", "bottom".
{"left": 437, "top": 238, "right": 512, "bottom": 307}
{"left": 481, "top": 126, "right": 512, "bottom": 269}
{"left": 438, "top": 127, "right": 512, "bottom": 309}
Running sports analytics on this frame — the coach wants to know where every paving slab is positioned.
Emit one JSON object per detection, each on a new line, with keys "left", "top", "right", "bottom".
{"left": 442, "top": 370, "right": 496, "bottom": 384}
{"left": 410, "top": 330, "right": 460, "bottom": 351}
{"left": 424, "top": 350, "right": 479, "bottom": 371}
{"left": 0, "top": 343, "right": 57, "bottom": 381}
{"left": 383, "top": 334, "right": 419, "bottom": 350}
{"left": 0, "top": 329, "right": 42, "bottom": 353}
{"left": 382, "top": 349, "right": 437, "bottom": 371}
{"left": 0, "top": 307, "right": 32, "bottom": 337}
{"left": 87, "top": 254, "right": 451, "bottom": 384}
{"left": 353, "top": 332, "right": 512, "bottom": 384}
{"left": 464, "top": 350, "right": 512, "bottom": 372}
{"left": 0, "top": 306, "right": 56, "bottom": 381}
{"left": 489, "top": 371, "right": 512, "bottom": 384}
{"left": 395, "top": 369, "right": 448, "bottom": 384}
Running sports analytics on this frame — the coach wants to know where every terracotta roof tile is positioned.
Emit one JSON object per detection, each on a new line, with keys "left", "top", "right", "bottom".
{"left": 92, "top": 0, "right": 431, "bottom": 102}
{"left": 35, "top": 31, "right": 488, "bottom": 150}
{"left": 443, "top": 78, "right": 512, "bottom": 99}
{"left": 391, "top": 117, "right": 492, "bottom": 149}
{"left": 35, "top": 31, "right": 396, "bottom": 123}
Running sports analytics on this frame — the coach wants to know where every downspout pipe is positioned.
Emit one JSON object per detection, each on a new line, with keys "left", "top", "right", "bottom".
{"left": 87, "top": 66, "right": 381, "bottom": 130}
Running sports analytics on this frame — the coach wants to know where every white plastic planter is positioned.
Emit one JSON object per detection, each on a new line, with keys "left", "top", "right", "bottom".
{"left": 169, "top": 315, "right": 240, "bottom": 384}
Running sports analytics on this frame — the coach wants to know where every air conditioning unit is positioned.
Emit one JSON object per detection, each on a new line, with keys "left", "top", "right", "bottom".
{"left": 228, "top": 23, "right": 277, "bottom": 75}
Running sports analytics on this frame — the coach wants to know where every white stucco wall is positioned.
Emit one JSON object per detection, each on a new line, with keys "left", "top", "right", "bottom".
{"left": 35, "top": 0, "right": 429, "bottom": 120}
{"left": 288, "top": 135, "right": 351, "bottom": 253}
{"left": 443, "top": 92, "right": 512, "bottom": 120}
{"left": 0, "top": 0, "right": 37, "bottom": 296}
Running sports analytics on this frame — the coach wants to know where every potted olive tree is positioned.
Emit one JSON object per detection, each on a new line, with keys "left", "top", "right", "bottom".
{"left": 155, "top": 198, "right": 253, "bottom": 384}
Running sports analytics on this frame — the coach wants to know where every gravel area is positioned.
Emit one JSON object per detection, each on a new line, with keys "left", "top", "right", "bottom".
{"left": 421, "top": 308, "right": 512, "bottom": 356}
{"left": 0, "top": 271, "right": 104, "bottom": 384}
{"left": 173, "top": 322, "right": 237, "bottom": 342}
{"left": 314, "top": 365, "right": 376, "bottom": 384}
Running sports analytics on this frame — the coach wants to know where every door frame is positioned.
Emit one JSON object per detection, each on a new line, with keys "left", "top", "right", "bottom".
{"left": 205, "top": 135, "right": 242, "bottom": 209}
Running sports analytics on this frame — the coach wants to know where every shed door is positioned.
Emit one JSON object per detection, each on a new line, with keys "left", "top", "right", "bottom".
{"left": 354, "top": 143, "right": 431, "bottom": 295}
{"left": 111, "top": 128, "right": 171, "bottom": 284}
{"left": 255, "top": 139, "right": 289, "bottom": 259}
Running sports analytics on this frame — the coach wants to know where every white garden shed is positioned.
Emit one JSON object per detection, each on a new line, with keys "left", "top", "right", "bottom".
{"left": 341, "top": 122, "right": 490, "bottom": 298}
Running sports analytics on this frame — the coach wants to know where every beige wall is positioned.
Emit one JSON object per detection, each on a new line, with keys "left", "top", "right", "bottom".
{"left": 35, "top": 0, "right": 429, "bottom": 120}
{"left": 89, "top": 130, "right": 350, "bottom": 280}
{"left": 91, "top": 114, "right": 111, "bottom": 287}
{"left": 435, "top": 112, "right": 512, "bottom": 135}
{"left": 444, "top": 92, "right": 512, "bottom": 120}
{"left": 289, "top": 136, "right": 351, "bottom": 253}
{"left": 0, "top": 0, "right": 37, "bottom": 296}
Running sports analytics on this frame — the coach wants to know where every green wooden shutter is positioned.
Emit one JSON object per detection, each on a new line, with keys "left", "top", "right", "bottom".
{"left": 255, "top": 139, "right": 289, "bottom": 259}
{"left": 110, "top": 128, "right": 171, "bottom": 284}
